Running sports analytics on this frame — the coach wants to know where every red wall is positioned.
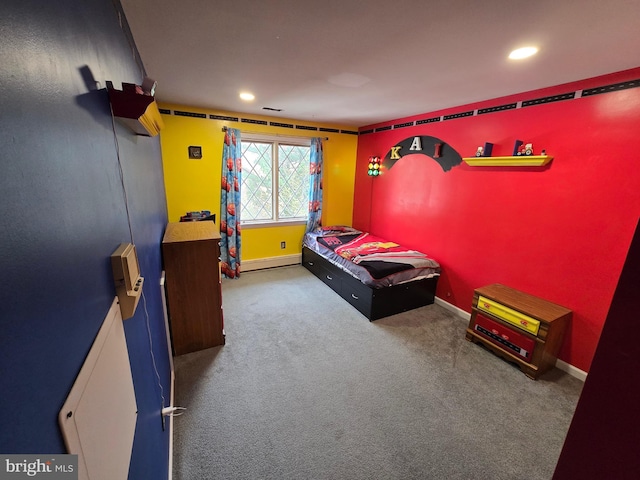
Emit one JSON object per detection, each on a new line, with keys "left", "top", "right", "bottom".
{"left": 353, "top": 68, "right": 640, "bottom": 372}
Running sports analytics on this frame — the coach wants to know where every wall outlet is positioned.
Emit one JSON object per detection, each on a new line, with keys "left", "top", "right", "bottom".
{"left": 280, "top": 241, "right": 286, "bottom": 249}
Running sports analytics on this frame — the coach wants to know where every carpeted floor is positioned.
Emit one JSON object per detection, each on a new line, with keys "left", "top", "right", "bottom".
{"left": 172, "top": 265, "right": 583, "bottom": 480}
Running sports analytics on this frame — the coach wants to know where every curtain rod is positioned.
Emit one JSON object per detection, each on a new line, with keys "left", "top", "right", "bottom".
{"left": 222, "top": 126, "right": 328, "bottom": 141}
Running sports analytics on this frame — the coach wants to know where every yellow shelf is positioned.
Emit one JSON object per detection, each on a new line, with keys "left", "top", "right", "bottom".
{"left": 462, "top": 155, "right": 553, "bottom": 167}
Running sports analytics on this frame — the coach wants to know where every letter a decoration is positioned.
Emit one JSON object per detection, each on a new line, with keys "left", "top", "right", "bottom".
{"left": 382, "top": 136, "right": 462, "bottom": 172}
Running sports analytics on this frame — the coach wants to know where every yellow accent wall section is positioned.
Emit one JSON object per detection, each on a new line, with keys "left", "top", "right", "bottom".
{"left": 242, "top": 224, "right": 306, "bottom": 261}
{"left": 159, "top": 104, "right": 358, "bottom": 261}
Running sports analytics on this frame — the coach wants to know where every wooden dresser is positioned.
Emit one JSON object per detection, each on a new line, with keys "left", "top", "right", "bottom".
{"left": 162, "top": 221, "right": 224, "bottom": 355}
{"left": 465, "top": 283, "right": 571, "bottom": 379}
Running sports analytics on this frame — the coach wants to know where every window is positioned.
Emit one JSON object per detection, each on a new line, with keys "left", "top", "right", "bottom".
{"left": 240, "top": 134, "right": 310, "bottom": 225}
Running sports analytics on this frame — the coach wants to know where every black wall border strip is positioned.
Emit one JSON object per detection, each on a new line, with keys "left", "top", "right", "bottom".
{"left": 393, "top": 121, "right": 415, "bottom": 129}
{"left": 241, "top": 118, "right": 268, "bottom": 125}
{"left": 522, "top": 92, "right": 576, "bottom": 108}
{"left": 161, "top": 76, "right": 640, "bottom": 136}
{"left": 210, "top": 114, "right": 239, "bottom": 122}
{"left": 359, "top": 77, "right": 640, "bottom": 134}
{"left": 443, "top": 110, "right": 475, "bottom": 121}
{"left": 269, "top": 122, "right": 294, "bottom": 129}
{"left": 174, "top": 110, "right": 207, "bottom": 119}
{"left": 477, "top": 103, "right": 518, "bottom": 115}
{"left": 156, "top": 109, "right": 358, "bottom": 136}
{"left": 582, "top": 78, "right": 640, "bottom": 97}
{"left": 416, "top": 116, "right": 441, "bottom": 125}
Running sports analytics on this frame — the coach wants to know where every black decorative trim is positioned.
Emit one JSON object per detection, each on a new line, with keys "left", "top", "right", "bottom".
{"left": 341, "top": 130, "right": 359, "bottom": 135}
{"left": 443, "top": 110, "right": 474, "bottom": 120}
{"left": 158, "top": 108, "right": 171, "bottom": 115}
{"left": 522, "top": 92, "right": 575, "bottom": 107}
{"left": 319, "top": 127, "right": 340, "bottom": 133}
{"left": 416, "top": 117, "right": 441, "bottom": 125}
{"left": 295, "top": 125, "right": 318, "bottom": 131}
{"left": 269, "top": 122, "right": 294, "bottom": 128}
{"left": 582, "top": 78, "right": 640, "bottom": 97}
{"left": 210, "top": 114, "right": 239, "bottom": 121}
{"left": 477, "top": 103, "right": 517, "bottom": 115}
{"left": 393, "top": 121, "right": 414, "bottom": 129}
{"left": 325, "top": 78, "right": 640, "bottom": 136}
{"left": 174, "top": 110, "right": 206, "bottom": 119}
{"left": 241, "top": 118, "right": 268, "bottom": 125}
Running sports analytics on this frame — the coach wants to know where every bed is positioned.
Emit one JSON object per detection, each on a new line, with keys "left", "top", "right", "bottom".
{"left": 302, "top": 226, "right": 440, "bottom": 320}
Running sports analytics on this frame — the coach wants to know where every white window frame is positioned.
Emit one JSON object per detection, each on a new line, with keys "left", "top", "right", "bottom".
{"left": 240, "top": 132, "right": 310, "bottom": 229}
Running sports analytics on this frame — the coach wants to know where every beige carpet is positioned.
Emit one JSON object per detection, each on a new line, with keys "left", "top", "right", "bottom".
{"left": 172, "top": 265, "right": 583, "bottom": 479}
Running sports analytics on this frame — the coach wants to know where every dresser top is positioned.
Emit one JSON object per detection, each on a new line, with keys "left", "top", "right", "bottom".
{"left": 162, "top": 221, "right": 220, "bottom": 244}
{"left": 475, "top": 283, "right": 572, "bottom": 322}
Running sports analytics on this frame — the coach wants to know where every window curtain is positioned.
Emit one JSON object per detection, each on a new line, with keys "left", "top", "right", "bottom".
{"left": 220, "top": 128, "right": 242, "bottom": 278}
{"left": 306, "top": 137, "right": 323, "bottom": 232}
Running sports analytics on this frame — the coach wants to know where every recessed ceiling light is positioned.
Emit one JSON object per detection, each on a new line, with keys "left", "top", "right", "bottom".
{"left": 239, "top": 92, "right": 255, "bottom": 101}
{"left": 508, "top": 46, "right": 538, "bottom": 60}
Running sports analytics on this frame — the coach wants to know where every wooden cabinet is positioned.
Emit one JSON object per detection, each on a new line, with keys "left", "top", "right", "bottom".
{"left": 162, "top": 221, "right": 224, "bottom": 355}
{"left": 465, "top": 283, "right": 571, "bottom": 379}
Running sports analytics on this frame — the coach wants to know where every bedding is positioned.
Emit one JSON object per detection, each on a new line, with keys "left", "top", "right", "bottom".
{"left": 302, "top": 226, "right": 440, "bottom": 288}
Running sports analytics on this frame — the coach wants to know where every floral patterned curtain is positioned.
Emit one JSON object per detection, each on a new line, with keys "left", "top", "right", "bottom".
{"left": 306, "top": 137, "right": 323, "bottom": 232}
{"left": 220, "top": 128, "right": 242, "bottom": 278}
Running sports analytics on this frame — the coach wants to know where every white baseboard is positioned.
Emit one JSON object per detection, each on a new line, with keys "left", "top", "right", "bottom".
{"left": 434, "top": 296, "right": 471, "bottom": 321}
{"left": 555, "top": 359, "right": 588, "bottom": 382}
{"left": 160, "top": 273, "right": 176, "bottom": 480}
{"left": 167, "top": 370, "right": 175, "bottom": 480}
{"left": 243, "top": 254, "right": 301, "bottom": 271}
{"left": 435, "top": 296, "right": 586, "bottom": 382}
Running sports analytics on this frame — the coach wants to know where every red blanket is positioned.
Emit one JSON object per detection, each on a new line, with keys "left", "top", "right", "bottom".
{"left": 317, "top": 232, "right": 439, "bottom": 280}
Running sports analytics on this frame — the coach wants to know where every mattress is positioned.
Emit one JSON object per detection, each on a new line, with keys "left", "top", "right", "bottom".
{"left": 302, "top": 226, "right": 440, "bottom": 288}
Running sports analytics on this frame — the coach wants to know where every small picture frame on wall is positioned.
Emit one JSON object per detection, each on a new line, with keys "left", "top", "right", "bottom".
{"left": 188, "top": 146, "right": 202, "bottom": 159}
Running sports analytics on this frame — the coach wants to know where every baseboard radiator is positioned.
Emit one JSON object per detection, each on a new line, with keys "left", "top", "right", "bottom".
{"left": 242, "top": 253, "right": 301, "bottom": 272}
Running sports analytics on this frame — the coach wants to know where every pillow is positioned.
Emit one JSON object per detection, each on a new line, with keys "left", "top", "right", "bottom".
{"left": 320, "top": 225, "right": 357, "bottom": 233}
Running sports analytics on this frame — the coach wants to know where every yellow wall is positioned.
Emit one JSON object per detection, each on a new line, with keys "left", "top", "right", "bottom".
{"left": 159, "top": 104, "right": 358, "bottom": 260}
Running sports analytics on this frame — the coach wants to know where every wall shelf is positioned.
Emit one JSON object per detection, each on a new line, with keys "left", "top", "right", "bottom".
{"left": 462, "top": 155, "right": 553, "bottom": 167}
{"left": 107, "top": 82, "right": 164, "bottom": 137}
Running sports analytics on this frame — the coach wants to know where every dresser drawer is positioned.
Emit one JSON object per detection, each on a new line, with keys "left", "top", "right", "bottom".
{"left": 473, "top": 313, "right": 536, "bottom": 361}
{"left": 477, "top": 295, "right": 540, "bottom": 335}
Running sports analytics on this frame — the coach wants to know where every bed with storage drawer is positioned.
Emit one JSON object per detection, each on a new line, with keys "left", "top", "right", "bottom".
{"left": 302, "top": 226, "right": 440, "bottom": 321}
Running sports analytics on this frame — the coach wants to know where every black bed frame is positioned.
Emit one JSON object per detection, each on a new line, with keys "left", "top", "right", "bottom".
{"left": 302, "top": 246, "right": 438, "bottom": 321}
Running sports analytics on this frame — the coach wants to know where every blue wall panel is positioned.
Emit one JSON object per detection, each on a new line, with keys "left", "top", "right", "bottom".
{"left": 0, "top": 1, "right": 170, "bottom": 478}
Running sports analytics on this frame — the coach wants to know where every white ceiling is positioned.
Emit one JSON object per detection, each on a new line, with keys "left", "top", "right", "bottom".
{"left": 120, "top": 0, "right": 640, "bottom": 127}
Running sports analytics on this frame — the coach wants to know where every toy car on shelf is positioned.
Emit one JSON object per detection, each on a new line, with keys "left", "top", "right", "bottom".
{"left": 516, "top": 143, "right": 534, "bottom": 156}
{"left": 475, "top": 142, "right": 493, "bottom": 157}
